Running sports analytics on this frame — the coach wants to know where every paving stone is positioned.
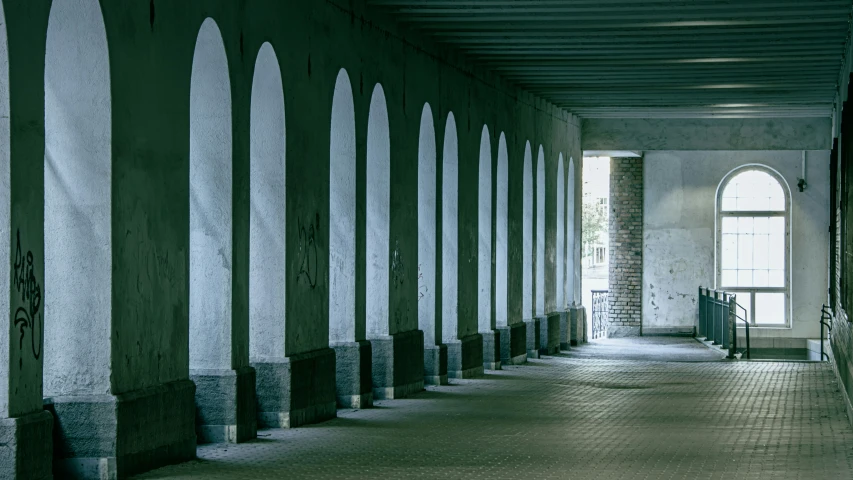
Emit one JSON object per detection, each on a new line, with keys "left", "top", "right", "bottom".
{"left": 134, "top": 337, "right": 853, "bottom": 479}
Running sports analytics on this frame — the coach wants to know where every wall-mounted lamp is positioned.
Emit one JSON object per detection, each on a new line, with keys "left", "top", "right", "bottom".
{"left": 798, "top": 150, "right": 808, "bottom": 192}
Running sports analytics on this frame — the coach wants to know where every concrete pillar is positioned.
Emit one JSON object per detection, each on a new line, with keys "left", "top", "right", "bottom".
{"left": 569, "top": 305, "right": 587, "bottom": 346}
{"left": 608, "top": 157, "right": 644, "bottom": 337}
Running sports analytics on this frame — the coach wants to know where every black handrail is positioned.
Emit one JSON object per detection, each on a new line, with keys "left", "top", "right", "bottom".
{"left": 819, "top": 304, "right": 832, "bottom": 362}
{"left": 734, "top": 302, "right": 750, "bottom": 360}
{"left": 697, "top": 287, "right": 750, "bottom": 359}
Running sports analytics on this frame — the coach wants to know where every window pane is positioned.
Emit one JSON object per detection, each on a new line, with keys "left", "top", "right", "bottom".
{"left": 722, "top": 217, "right": 737, "bottom": 233}
{"left": 753, "top": 217, "right": 769, "bottom": 234}
{"left": 721, "top": 170, "right": 785, "bottom": 212}
{"left": 722, "top": 234, "right": 737, "bottom": 269}
{"left": 737, "top": 217, "right": 754, "bottom": 233}
{"left": 722, "top": 270, "right": 737, "bottom": 286}
{"left": 753, "top": 235, "right": 769, "bottom": 269}
{"left": 753, "top": 269, "right": 768, "bottom": 287}
{"left": 737, "top": 270, "right": 752, "bottom": 286}
{"left": 755, "top": 292, "right": 785, "bottom": 324}
{"left": 738, "top": 234, "right": 753, "bottom": 270}
{"left": 768, "top": 269, "right": 785, "bottom": 288}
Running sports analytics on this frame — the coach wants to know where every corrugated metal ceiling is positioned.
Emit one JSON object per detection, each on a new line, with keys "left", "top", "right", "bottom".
{"left": 370, "top": 0, "right": 853, "bottom": 118}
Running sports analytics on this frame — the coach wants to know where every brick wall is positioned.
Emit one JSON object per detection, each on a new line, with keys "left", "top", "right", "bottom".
{"left": 608, "top": 157, "right": 643, "bottom": 337}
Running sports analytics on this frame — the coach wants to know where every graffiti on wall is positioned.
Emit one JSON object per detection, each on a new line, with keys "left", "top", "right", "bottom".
{"left": 12, "top": 229, "right": 43, "bottom": 362}
{"left": 297, "top": 213, "right": 320, "bottom": 289}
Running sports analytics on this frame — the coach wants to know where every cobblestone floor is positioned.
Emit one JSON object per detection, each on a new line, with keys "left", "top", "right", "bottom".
{"left": 135, "top": 337, "right": 853, "bottom": 479}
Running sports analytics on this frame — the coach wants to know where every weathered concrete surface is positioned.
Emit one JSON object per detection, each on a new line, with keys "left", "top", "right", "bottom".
{"left": 569, "top": 306, "right": 586, "bottom": 346}
{"left": 423, "top": 344, "right": 448, "bottom": 385}
{"left": 497, "top": 323, "right": 527, "bottom": 365}
{"left": 252, "top": 348, "right": 336, "bottom": 429}
{"left": 643, "top": 151, "right": 829, "bottom": 340}
{"left": 46, "top": 380, "right": 196, "bottom": 479}
{"left": 190, "top": 367, "right": 257, "bottom": 444}
{"left": 481, "top": 330, "right": 502, "bottom": 370}
{"left": 558, "top": 311, "right": 570, "bottom": 350}
{"left": 539, "top": 315, "right": 560, "bottom": 355}
{"left": 331, "top": 341, "right": 373, "bottom": 408}
{"left": 0, "top": 410, "right": 53, "bottom": 480}
{"left": 447, "top": 334, "right": 485, "bottom": 379}
{"left": 371, "top": 330, "right": 425, "bottom": 399}
{"left": 583, "top": 118, "right": 832, "bottom": 151}
{"left": 524, "top": 319, "right": 541, "bottom": 358}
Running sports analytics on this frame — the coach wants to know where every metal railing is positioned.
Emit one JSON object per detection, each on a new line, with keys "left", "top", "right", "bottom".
{"left": 698, "top": 287, "right": 750, "bottom": 359}
{"left": 591, "top": 290, "right": 608, "bottom": 339}
{"left": 819, "top": 305, "right": 832, "bottom": 361}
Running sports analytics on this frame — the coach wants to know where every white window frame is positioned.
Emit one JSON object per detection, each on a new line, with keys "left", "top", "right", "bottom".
{"left": 715, "top": 164, "right": 792, "bottom": 328}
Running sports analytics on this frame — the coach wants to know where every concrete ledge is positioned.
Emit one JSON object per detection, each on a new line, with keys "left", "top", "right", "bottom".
{"left": 47, "top": 379, "right": 197, "bottom": 479}
{"left": 497, "top": 323, "right": 527, "bottom": 365}
{"left": 190, "top": 366, "right": 257, "bottom": 444}
{"left": 558, "top": 311, "right": 569, "bottom": 350}
{"left": 370, "top": 329, "right": 425, "bottom": 399}
{"left": 608, "top": 325, "right": 641, "bottom": 338}
{"left": 253, "top": 347, "right": 337, "bottom": 428}
{"left": 447, "top": 334, "right": 484, "bottom": 378}
{"left": 481, "top": 330, "right": 502, "bottom": 370}
{"left": 331, "top": 340, "right": 374, "bottom": 408}
{"left": 424, "top": 344, "right": 449, "bottom": 385}
{"left": 539, "top": 314, "right": 560, "bottom": 355}
{"left": 0, "top": 410, "right": 53, "bottom": 480}
{"left": 643, "top": 327, "right": 695, "bottom": 337}
{"left": 524, "top": 319, "right": 540, "bottom": 358}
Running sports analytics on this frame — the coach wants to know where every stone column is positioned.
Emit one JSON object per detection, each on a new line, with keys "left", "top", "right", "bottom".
{"left": 608, "top": 157, "right": 644, "bottom": 337}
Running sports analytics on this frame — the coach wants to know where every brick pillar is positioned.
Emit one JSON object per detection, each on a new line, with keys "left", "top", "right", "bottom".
{"left": 608, "top": 157, "right": 643, "bottom": 337}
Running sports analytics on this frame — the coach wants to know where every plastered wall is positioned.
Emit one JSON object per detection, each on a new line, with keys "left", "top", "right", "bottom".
{"left": 2, "top": 0, "right": 581, "bottom": 413}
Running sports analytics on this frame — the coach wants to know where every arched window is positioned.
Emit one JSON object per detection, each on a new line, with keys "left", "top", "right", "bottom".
{"left": 478, "top": 126, "right": 492, "bottom": 333}
{"left": 418, "top": 104, "right": 437, "bottom": 345}
{"left": 44, "top": 0, "right": 111, "bottom": 395}
{"left": 716, "top": 166, "right": 790, "bottom": 326}
{"left": 522, "top": 142, "right": 533, "bottom": 318}
{"left": 495, "top": 133, "right": 508, "bottom": 326}
{"left": 441, "top": 114, "right": 459, "bottom": 343}
{"left": 249, "top": 43, "right": 286, "bottom": 360}
{"left": 366, "top": 84, "right": 390, "bottom": 338}
{"left": 567, "top": 157, "right": 576, "bottom": 306}
{"left": 329, "top": 69, "right": 357, "bottom": 344}
{"left": 535, "top": 146, "right": 546, "bottom": 316}
{"left": 189, "top": 18, "right": 232, "bottom": 372}
{"left": 556, "top": 154, "right": 565, "bottom": 309}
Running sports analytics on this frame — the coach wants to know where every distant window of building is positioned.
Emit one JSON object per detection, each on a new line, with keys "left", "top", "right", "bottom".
{"left": 594, "top": 247, "right": 606, "bottom": 265}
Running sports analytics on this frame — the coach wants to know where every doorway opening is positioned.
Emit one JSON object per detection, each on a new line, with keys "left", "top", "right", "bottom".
{"left": 582, "top": 156, "right": 610, "bottom": 340}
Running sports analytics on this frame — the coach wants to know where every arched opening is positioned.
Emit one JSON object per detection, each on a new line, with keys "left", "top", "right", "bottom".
{"left": 556, "top": 154, "right": 565, "bottom": 309}
{"left": 44, "top": 0, "right": 111, "bottom": 396}
{"left": 418, "top": 104, "right": 437, "bottom": 344}
{"left": 329, "top": 69, "right": 357, "bottom": 344}
{"left": 249, "top": 43, "right": 286, "bottom": 360}
{"left": 189, "top": 18, "right": 232, "bottom": 372}
{"left": 536, "top": 146, "right": 546, "bottom": 316}
{"left": 716, "top": 166, "right": 791, "bottom": 326}
{"left": 495, "top": 133, "right": 509, "bottom": 326}
{"left": 441, "top": 113, "right": 459, "bottom": 343}
{"left": 478, "top": 126, "right": 492, "bottom": 333}
{"left": 522, "top": 142, "right": 533, "bottom": 318}
{"left": 366, "top": 84, "right": 390, "bottom": 337}
{"left": 567, "top": 157, "right": 576, "bottom": 306}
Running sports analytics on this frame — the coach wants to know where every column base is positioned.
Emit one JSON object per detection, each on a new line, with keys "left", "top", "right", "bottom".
{"left": 190, "top": 366, "right": 257, "bottom": 444}
{"left": 559, "top": 310, "right": 570, "bottom": 350}
{"left": 497, "top": 323, "right": 528, "bottom": 365}
{"left": 524, "top": 319, "right": 540, "bottom": 359}
{"left": 46, "top": 379, "right": 196, "bottom": 479}
{"left": 538, "top": 315, "right": 560, "bottom": 355}
{"left": 370, "top": 330, "right": 425, "bottom": 400}
{"left": 331, "top": 341, "right": 374, "bottom": 408}
{"left": 569, "top": 306, "right": 586, "bottom": 346}
{"left": 447, "top": 334, "right": 484, "bottom": 378}
{"left": 0, "top": 410, "right": 53, "bottom": 480}
{"left": 481, "top": 330, "right": 502, "bottom": 370}
{"left": 252, "top": 347, "right": 337, "bottom": 428}
{"left": 424, "top": 344, "right": 449, "bottom": 385}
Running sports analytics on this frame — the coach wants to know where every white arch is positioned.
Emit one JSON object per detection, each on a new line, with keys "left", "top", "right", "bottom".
{"left": 366, "top": 84, "right": 390, "bottom": 337}
{"left": 522, "top": 142, "right": 533, "bottom": 318}
{"left": 189, "top": 18, "right": 232, "bottom": 371}
{"left": 441, "top": 113, "right": 459, "bottom": 343}
{"left": 44, "top": 0, "right": 111, "bottom": 395}
{"left": 329, "top": 69, "right": 357, "bottom": 344}
{"left": 0, "top": 0, "right": 9, "bottom": 413}
{"left": 418, "top": 104, "right": 437, "bottom": 344}
{"left": 249, "top": 43, "right": 286, "bottom": 360}
{"left": 478, "top": 126, "right": 492, "bottom": 333}
{"left": 556, "top": 154, "right": 565, "bottom": 309}
{"left": 567, "top": 157, "right": 576, "bottom": 305}
{"left": 495, "top": 133, "right": 509, "bottom": 327}
{"left": 536, "top": 146, "right": 545, "bottom": 316}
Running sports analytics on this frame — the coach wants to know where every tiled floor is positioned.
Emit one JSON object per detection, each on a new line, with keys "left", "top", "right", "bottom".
{"left": 135, "top": 337, "right": 853, "bottom": 479}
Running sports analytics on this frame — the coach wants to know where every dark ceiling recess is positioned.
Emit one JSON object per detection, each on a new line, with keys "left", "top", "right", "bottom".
{"left": 370, "top": 0, "right": 853, "bottom": 118}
